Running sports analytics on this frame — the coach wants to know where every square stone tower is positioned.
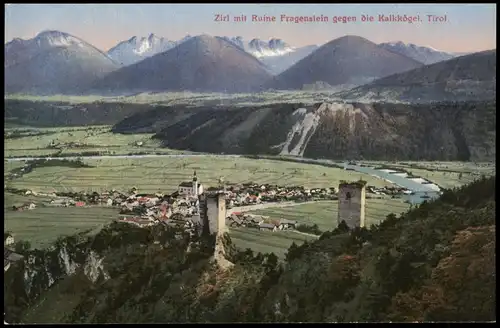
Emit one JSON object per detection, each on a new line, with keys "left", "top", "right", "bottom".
{"left": 198, "top": 189, "right": 227, "bottom": 235}
{"left": 337, "top": 180, "right": 366, "bottom": 229}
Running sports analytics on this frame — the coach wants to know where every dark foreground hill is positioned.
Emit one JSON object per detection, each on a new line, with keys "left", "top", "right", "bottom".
{"left": 112, "top": 100, "right": 496, "bottom": 161}
{"left": 4, "top": 99, "right": 155, "bottom": 127}
{"left": 90, "top": 35, "right": 272, "bottom": 94}
{"left": 269, "top": 35, "right": 423, "bottom": 90}
{"left": 338, "top": 50, "right": 497, "bottom": 103}
{"left": 4, "top": 176, "right": 496, "bottom": 323}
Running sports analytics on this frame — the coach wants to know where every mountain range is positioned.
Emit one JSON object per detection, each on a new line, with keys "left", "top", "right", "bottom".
{"left": 91, "top": 35, "right": 272, "bottom": 94}
{"left": 3, "top": 30, "right": 491, "bottom": 96}
{"left": 268, "top": 35, "right": 424, "bottom": 90}
{"left": 106, "top": 35, "right": 461, "bottom": 75}
{"left": 218, "top": 37, "right": 320, "bottom": 75}
{"left": 107, "top": 34, "right": 318, "bottom": 75}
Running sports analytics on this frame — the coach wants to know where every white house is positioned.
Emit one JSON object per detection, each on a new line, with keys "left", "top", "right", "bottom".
{"left": 278, "top": 219, "right": 298, "bottom": 230}
{"left": 259, "top": 223, "right": 277, "bottom": 232}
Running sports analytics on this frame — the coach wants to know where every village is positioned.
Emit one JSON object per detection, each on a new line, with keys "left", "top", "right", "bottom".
{"left": 7, "top": 171, "right": 413, "bottom": 235}
{"left": 5, "top": 171, "right": 400, "bottom": 271}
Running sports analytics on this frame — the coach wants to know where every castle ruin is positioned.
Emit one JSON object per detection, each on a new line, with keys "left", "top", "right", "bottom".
{"left": 198, "top": 185, "right": 233, "bottom": 270}
{"left": 337, "top": 180, "right": 366, "bottom": 229}
{"left": 198, "top": 187, "right": 227, "bottom": 236}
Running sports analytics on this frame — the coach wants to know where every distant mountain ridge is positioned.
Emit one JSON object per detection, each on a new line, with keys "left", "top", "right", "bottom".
{"left": 269, "top": 35, "right": 424, "bottom": 90}
{"left": 259, "top": 45, "right": 319, "bottom": 75}
{"left": 106, "top": 34, "right": 468, "bottom": 74}
{"left": 4, "top": 30, "right": 120, "bottom": 95}
{"left": 379, "top": 41, "right": 459, "bottom": 65}
{"left": 107, "top": 34, "right": 315, "bottom": 74}
{"left": 107, "top": 33, "right": 192, "bottom": 66}
{"left": 219, "top": 36, "right": 295, "bottom": 57}
{"left": 218, "top": 37, "right": 318, "bottom": 75}
{"left": 91, "top": 35, "right": 272, "bottom": 94}
{"left": 337, "top": 49, "right": 497, "bottom": 103}
{"left": 4, "top": 30, "right": 485, "bottom": 95}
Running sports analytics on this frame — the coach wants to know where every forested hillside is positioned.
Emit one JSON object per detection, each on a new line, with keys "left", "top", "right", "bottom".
{"left": 4, "top": 177, "right": 495, "bottom": 323}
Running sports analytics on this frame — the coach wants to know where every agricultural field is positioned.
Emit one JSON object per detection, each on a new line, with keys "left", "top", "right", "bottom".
{"left": 5, "top": 90, "right": 342, "bottom": 107}
{"left": 248, "top": 198, "right": 411, "bottom": 233}
{"left": 4, "top": 161, "right": 24, "bottom": 177}
{"left": 4, "top": 192, "right": 55, "bottom": 209}
{"left": 4, "top": 198, "right": 118, "bottom": 249}
{"left": 4, "top": 155, "right": 396, "bottom": 253}
{"left": 6, "top": 156, "right": 393, "bottom": 194}
{"left": 4, "top": 125, "right": 188, "bottom": 158}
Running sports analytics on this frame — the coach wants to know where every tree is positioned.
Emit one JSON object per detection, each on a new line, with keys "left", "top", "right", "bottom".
{"left": 285, "top": 242, "right": 300, "bottom": 262}
{"left": 337, "top": 220, "right": 350, "bottom": 233}
{"left": 14, "top": 240, "right": 31, "bottom": 253}
{"left": 263, "top": 253, "right": 279, "bottom": 272}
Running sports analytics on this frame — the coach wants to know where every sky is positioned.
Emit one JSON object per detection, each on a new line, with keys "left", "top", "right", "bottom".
{"left": 4, "top": 4, "right": 497, "bottom": 53}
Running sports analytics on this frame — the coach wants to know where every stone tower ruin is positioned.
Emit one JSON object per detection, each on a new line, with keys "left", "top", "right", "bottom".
{"left": 198, "top": 188, "right": 227, "bottom": 236}
{"left": 337, "top": 180, "right": 366, "bottom": 229}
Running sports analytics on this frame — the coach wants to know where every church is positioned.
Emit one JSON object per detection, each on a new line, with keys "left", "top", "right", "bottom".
{"left": 178, "top": 171, "right": 204, "bottom": 197}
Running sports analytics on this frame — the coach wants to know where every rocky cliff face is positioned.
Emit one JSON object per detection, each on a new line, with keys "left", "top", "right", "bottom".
{"left": 12, "top": 234, "right": 109, "bottom": 300}
{"left": 4, "top": 233, "right": 109, "bottom": 323}
{"left": 115, "top": 101, "right": 496, "bottom": 161}
{"left": 3, "top": 222, "right": 235, "bottom": 324}
{"left": 3, "top": 223, "right": 189, "bottom": 323}
{"left": 303, "top": 101, "right": 496, "bottom": 161}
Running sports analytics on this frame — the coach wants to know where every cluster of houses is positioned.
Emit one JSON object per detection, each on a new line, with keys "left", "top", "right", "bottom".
{"left": 226, "top": 212, "right": 299, "bottom": 232}
{"left": 8, "top": 171, "right": 417, "bottom": 235}
{"left": 366, "top": 185, "right": 414, "bottom": 196}
{"left": 223, "top": 183, "right": 338, "bottom": 207}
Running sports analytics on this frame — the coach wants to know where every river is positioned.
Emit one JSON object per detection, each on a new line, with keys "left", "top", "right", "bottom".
{"left": 280, "top": 157, "right": 442, "bottom": 205}
{"left": 341, "top": 162, "right": 441, "bottom": 205}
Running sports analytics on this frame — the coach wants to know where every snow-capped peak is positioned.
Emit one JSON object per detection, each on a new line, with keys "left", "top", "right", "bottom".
{"left": 385, "top": 41, "right": 441, "bottom": 52}
{"left": 107, "top": 34, "right": 190, "bottom": 66}
{"left": 379, "top": 41, "right": 457, "bottom": 65}
{"left": 34, "top": 30, "right": 85, "bottom": 49}
{"left": 220, "top": 37, "right": 295, "bottom": 58}
{"left": 106, "top": 34, "right": 298, "bottom": 67}
{"left": 5, "top": 30, "right": 116, "bottom": 68}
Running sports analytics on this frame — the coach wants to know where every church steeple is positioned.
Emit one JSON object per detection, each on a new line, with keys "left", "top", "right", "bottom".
{"left": 192, "top": 170, "right": 199, "bottom": 197}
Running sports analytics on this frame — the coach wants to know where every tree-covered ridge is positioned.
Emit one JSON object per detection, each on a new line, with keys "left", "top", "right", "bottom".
{"left": 4, "top": 176, "right": 495, "bottom": 323}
